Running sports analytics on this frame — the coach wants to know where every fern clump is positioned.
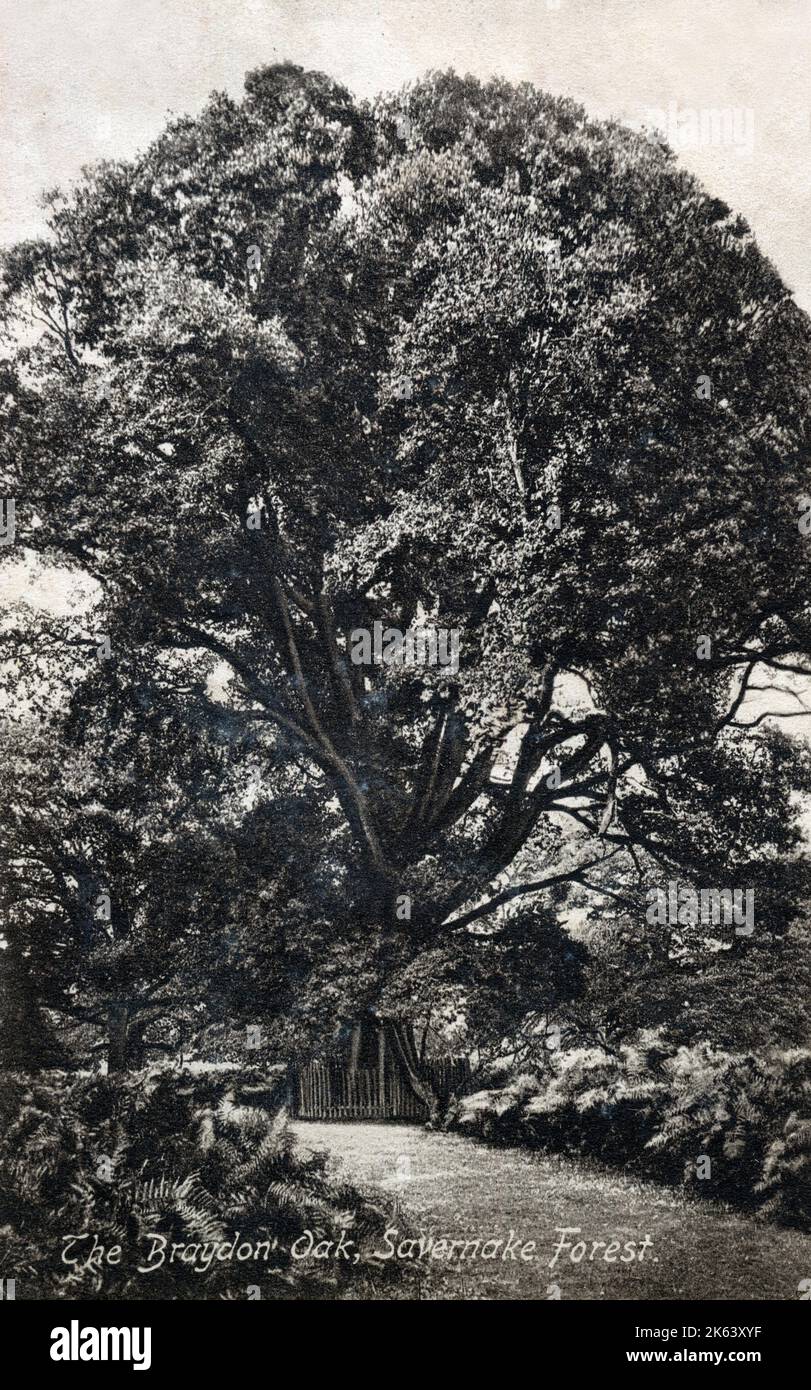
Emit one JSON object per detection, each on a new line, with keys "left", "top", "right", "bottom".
{"left": 445, "top": 1031, "right": 811, "bottom": 1229}
{"left": 0, "top": 1067, "right": 411, "bottom": 1299}
{"left": 756, "top": 1105, "right": 811, "bottom": 1227}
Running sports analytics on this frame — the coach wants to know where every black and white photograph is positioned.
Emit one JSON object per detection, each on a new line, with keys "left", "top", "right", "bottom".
{"left": 0, "top": 0, "right": 810, "bottom": 1361}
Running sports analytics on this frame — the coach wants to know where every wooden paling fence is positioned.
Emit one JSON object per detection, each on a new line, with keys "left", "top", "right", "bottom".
{"left": 292, "top": 1056, "right": 471, "bottom": 1121}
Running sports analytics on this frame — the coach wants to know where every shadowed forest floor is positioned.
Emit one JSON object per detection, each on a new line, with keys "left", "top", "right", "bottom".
{"left": 293, "top": 1121, "right": 811, "bottom": 1301}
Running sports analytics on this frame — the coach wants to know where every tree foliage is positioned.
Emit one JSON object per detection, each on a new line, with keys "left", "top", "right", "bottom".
{"left": 2, "top": 65, "right": 811, "bottom": 1036}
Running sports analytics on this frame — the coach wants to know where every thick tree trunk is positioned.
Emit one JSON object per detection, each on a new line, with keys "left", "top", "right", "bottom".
{"left": 126, "top": 1019, "right": 147, "bottom": 1069}
{"left": 387, "top": 1019, "right": 441, "bottom": 1123}
{"left": 353, "top": 880, "right": 443, "bottom": 1119}
{"left": 107, "top": 1002, "right": 130, "bottom": 1073}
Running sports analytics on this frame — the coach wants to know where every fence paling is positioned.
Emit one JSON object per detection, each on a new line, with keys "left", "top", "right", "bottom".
{"left": 296, "top": 1063, "right": 408, "bottom": 1119}
{"left": 293, "top": 1055, "right": 471, "bottom": 1120}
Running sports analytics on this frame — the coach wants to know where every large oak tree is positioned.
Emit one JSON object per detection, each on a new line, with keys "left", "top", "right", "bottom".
{"left": 2, "top": 68, "right": 811, "bottom": 1092}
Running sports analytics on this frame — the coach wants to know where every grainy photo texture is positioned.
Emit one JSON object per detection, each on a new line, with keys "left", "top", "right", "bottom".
{"left": 1, "top": 0, "right": 810, "bottom": 1337}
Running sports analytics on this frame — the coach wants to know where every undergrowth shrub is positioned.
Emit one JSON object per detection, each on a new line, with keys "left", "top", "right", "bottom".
{"left": 757, "top": 1109, "right": 811, "bottom": 1226}
{"left": 446, "top": 1032, "right": 811, "bottom": 1229}
{"left": 0, "top": 1066, "right": 410, "bottom": 1299}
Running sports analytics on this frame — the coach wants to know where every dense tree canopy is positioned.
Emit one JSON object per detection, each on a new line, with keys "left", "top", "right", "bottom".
{"left": 2, "top": 66, "right": 811, "bottom": 1060}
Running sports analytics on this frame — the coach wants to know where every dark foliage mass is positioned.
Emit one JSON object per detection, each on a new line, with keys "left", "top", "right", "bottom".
{"left": 449, "top": 1033, "right": 811, "bottom": 1229}
{"left": 0, "top": 1068, "right": 408, "bottom": 1299}
{"left": 1, "top": 63, "right": 811, "bottom": 1256}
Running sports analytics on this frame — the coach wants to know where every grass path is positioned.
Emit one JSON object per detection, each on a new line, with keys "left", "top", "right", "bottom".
{"left": 293, "top": 1121, "right": 811, "bottom": 1301}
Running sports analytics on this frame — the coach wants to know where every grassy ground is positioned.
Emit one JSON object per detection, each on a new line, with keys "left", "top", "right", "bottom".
{"left": 293, "top": 1121, "right": 811, "bottom": 1301}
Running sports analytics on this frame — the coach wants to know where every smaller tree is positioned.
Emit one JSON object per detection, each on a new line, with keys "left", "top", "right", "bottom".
{"left": 0, "top": 635, "right": 240, "bottom": 1071}
{"left": 0, "top": 940, "right": 64, "bottom": 1069}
